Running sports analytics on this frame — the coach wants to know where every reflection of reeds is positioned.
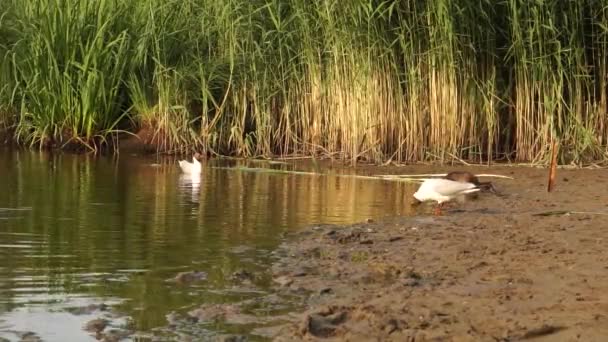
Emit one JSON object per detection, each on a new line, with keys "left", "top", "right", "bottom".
{"left": 121, "top": 159, "right": 420, "bottom": 250}
{"left": 0, "top": 152, "right": 422, "bottom": 330}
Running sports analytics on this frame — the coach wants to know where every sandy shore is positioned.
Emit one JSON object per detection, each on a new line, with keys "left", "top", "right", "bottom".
{"left": 269, "top": 167, "right": 608, "bottom": 341}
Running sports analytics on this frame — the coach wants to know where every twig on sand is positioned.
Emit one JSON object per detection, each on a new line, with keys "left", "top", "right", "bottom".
{"left": 547, "top": 139, "right": 559, "bottom": 192}
{"left": 533, "top": 210, "right": 608, "bottom": 217}
{"left": 475, "top": 174, "right": 515, "bottom": 179}
{"left": 519, "top": 324, "right": 566, "bottom": 340}
{"left": 212, "top": 166, "right": 424, "bottom": 182}
{"left": 376, "top": 173, "right": 514, "bottom": 180}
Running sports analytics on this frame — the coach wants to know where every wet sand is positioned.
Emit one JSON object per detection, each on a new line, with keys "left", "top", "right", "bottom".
{"left": 270, "top": 166, "right": 608, "bottom": 341}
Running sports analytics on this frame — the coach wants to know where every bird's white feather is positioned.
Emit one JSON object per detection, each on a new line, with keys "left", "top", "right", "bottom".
{"left": 178, "top": 156, "right": 202, "bottom": 174}
{"left": 413, "top": 178, "right": 479, "bottom": 204}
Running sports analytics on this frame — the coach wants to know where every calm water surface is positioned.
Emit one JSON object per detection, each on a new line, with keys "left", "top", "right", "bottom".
{"left": 0, "top": 149, "right": 415, "bottom": 341}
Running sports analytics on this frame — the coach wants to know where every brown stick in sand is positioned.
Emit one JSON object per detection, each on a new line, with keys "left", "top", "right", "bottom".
{"left": 547, "top": 140, "right": 558, "bottom": 192}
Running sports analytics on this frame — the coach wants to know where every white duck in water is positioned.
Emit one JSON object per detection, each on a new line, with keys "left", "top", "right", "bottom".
{"left": 413, "top": 178, "right": 480, "bottom": 215}
{"left": 178, "top": 153, "right": 202, "bottom": 174}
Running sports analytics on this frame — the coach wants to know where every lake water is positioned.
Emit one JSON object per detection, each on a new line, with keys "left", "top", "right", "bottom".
{"left": 0, "top": 149, "right": 415, "bottom": 341}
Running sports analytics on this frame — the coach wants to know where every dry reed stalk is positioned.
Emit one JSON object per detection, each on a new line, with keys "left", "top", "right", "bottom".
{"left": 547, "top": 139, "right": 559, "bottom": 192}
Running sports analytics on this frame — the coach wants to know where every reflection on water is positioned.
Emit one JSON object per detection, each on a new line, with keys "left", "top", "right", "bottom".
{"left": 0, "top": 148, "right": 417, "bottom": 341}
{"left": 178, "top": 173, "right": 202, "bottom": 203}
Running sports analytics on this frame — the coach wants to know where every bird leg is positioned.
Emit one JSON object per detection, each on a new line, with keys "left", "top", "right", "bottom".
{"left": 433, "top": 203, "right": 443, "bottom": 216}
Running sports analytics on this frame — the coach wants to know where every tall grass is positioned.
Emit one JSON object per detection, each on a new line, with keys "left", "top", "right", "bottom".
{"left": 0, "top": 0, "right": 608, "bottom": 163}
{"left": 1, "top": 0, "right": 132, "bottom": 150}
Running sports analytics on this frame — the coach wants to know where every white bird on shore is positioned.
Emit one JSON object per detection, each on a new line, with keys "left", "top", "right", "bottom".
{"left": 178, "top": 153, "right": 202, "bottom": 174}
{"left": 413, "top": 178, "right": 480, "bottom": 215}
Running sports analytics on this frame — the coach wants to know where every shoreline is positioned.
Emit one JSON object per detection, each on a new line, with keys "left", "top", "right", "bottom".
{"left": 1, "top": 127, "right": 607, "bottom": 170}
{"left": 268, "top": 170, "right": 608, "bottom": 341}
{"left": 3, "top": 148, "right": 608, "bottom": 340}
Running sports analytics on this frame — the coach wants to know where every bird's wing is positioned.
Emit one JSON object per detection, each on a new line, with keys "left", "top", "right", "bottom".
{"left": 432, "top": 179, "right": 478, "bottom": 195}
{"left": 178, "top": 160, "right": 193, "bottom": 173}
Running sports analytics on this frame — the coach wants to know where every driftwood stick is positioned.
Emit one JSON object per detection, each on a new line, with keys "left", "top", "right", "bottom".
{"left": 547, "top": 140, "right": 559, "bottom": 192}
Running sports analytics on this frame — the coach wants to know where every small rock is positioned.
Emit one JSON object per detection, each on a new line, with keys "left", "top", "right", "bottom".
{"left": 251, "top": 324, "right": 290, "bottom": 339}
{"left": 188, "top": 304, "right": 240, "bottom": 322}
{"left": 472, "top": 261, "right": 488, "bottom": 269}
{"left": 319, "top": 287, "right": 333, "bottom": 295}
{"left": 383, "top": 318, "right": 403, "bottom": 334}
{"left": 250, "top": 293, "right": 284, "bottom": 307}
{"left": 333, "top": 231, "right": 364, "bottom": 244}
{"left": 215, "top": 334, "right": 248, "bottom": 342}
{"left": 84, "top": 318, "right": 109, "bottom": 333}
{"left": 337, "top": 251, "right": 349, "bottom": 260}
{"left": 166, "top": 312, "right": 181, "bottom": 325}
{"left": 359, "top": 239, "right": 373, "bottom": 245}
{"left": 167, "top": 271, "right": 208, "bottom": 284}
{"left": 300, "top": 307, "right": 348, "bottom": 338}
{"left": 273, "top": 276, "right": 293, "bottom": 287}
{"left": 229, "top": 245, "right": 254, "bottom": 254}
{"left": 388, "top": 236, "right": 403, "bottom": 242}
{"left": 100, "top": 329, "right": 131, "bottom": 342}
{"left": 405, "top": 270, "right": 422, "bottom": 280}
{"left": 17, "top": 332, "right": 41, "bottom": 342}
{"left": 224, "top": 313, "right": 265, "bottom": 325}
{"left": 290, "top": 287, "right": 309, "bottom": 295}
{"left": 231, "top": 269, "right": 255, "bottom": 283}
{"left": 520, "top": 324, "right": 566, "bottom": 339}
{"left": 67, "top": 303, "right": 109, "bottom": 315}
{"left": 304, "top": 247, "right": 322, "bottom": 258}
{"left": 366, "top": 218, "right": 374, "bottom": 223}
{"left": 292, "top": 269, "right": 308, "bottom": 277}
{"left": 404, "top": 278, "right": 420, "bottom": 287}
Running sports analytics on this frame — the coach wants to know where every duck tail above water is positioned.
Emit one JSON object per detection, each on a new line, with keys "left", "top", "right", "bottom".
{"left": 178, "top": 156, "right": 202, "bottom": 174}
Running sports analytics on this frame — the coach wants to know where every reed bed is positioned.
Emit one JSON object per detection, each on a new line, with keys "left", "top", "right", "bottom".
{"left": 0, "top": 0, "right": 607, "bottom": 164}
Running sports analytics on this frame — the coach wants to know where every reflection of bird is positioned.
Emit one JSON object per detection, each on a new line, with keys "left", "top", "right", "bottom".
{"left": 413, "top": 178, "right": 480, "bottom": 215}
{"left": 444, "top": 171, "right": 498, "bottom": 194}
{"left": 179, "top": 173, "right": 201, "bottom": 203}
{"left": 178, "top": 153, "right": 202, "bottom": 174}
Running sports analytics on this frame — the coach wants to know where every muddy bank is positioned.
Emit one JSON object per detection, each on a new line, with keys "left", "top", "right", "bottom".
{"left": 0, "top": 126, "right": 171, "bottom": 154}
{"left": 270, "top": 167, "right": 608, "bottom": 341}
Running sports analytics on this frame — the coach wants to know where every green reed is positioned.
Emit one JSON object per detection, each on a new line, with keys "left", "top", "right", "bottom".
{"left": 0, "top": 0, "right": 607, "bottom": 164}
{"left": 1, "top": 0, "right": 132, "bottom": 150}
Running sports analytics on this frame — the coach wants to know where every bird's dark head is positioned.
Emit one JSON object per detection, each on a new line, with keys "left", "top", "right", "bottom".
{"left": 445, "top": 171, "right": 480, "bottom": 185}
{"left": 479, "top": 182, "right": 504, "bottom": 196}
